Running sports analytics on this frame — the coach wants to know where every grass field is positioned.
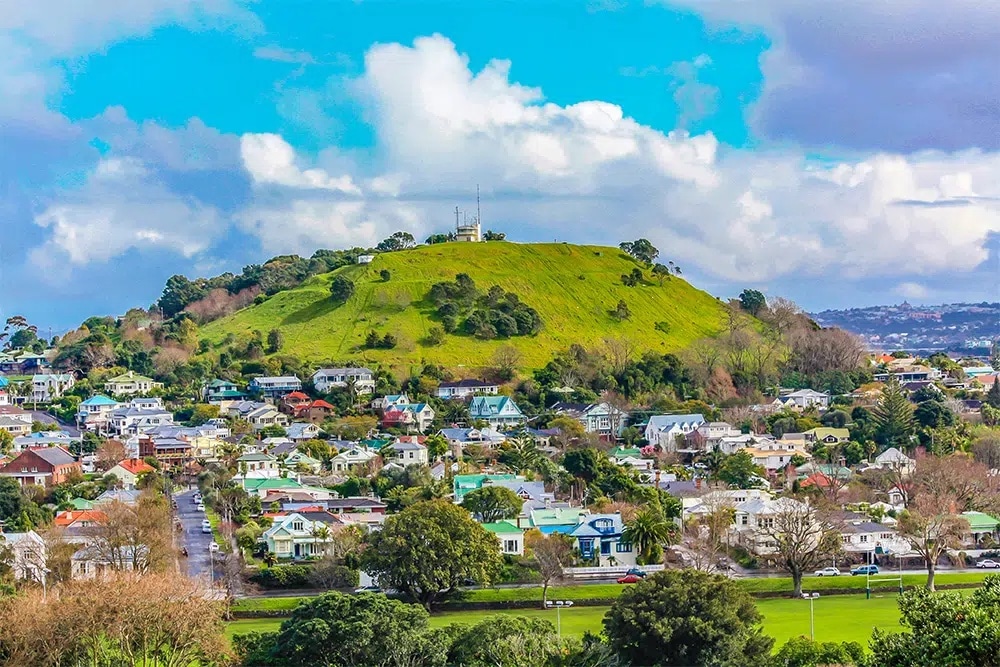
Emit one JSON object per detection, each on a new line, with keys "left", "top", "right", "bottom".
{"left": 200, "top": 242, "right": 730, "bottom": 370}
{"left": 225, "top": 592, "right": 915, "bottom": 647}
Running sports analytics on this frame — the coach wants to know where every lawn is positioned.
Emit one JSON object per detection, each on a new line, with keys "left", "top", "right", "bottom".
{"left": 225, "top": 592, "right": 917, "bottom": 647}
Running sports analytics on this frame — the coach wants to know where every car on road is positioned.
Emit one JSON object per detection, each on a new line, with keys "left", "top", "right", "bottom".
{"left": 209, "top": 542, "right": 219, "bottom": 553}
{"left": 354, "top": 585, "right": 383, "bottom": 594}
{"left": 201, "top": 519, "right": 212, "bottom": 534}
{"left": 977, "top": 559, "right": 1000, "bottom": 569}
{"left": 617, "top": 574, "right": 642, "bottom": 584}
{"left": 851, "top": 565, "right": 879, "bottom": 576}
{"left": 814, "top": 567, "right": 841, "bottom": 577}
{"left": 625, "top": 567, "right": 647, "bottom": 578}
{"left": 193, "top": 494, "right": 201, "bottom": 504}
{"left": 196, "top": 503, "right": 205, "bottom": 512}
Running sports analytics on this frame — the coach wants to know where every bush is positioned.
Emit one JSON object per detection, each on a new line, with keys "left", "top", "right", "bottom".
{"left": 379, "top": 269, "right": 391, "bottom": 282}
{"left": 329, "top": 276, "right": 355, "bottom": 302}
{"left": 248, "top": 564, "right": 314, "bottom": 589}
{"left": 307, "top": 561, "right": 360, "bottom": 590}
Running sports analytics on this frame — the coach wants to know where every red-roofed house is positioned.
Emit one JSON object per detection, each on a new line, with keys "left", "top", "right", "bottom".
{"left": 53, "top": 509, "right": 107, "bottom": 528}
{"left": 0, "top": 447, "right": 80, "bottom": 486}
{"left": 106, "top": 458, "right": 156, "bottom": 489}
{"left": 293, "top": 399, "right": 336, "bottom": 424}
{"left": 281, "top": 392, "right": 312, "bottom": 415}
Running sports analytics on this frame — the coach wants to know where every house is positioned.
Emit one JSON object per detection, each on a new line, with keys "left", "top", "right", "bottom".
{"left": 280, "top": 391, "right": 311, "bottom": 414}
{"left": 246, "top": 404, "right": 290, "bottom": 431}
{"left": 874, "top": 366, "right": 941, "bottom": 383}
{"left": 286, "top": 422, "right": 321, "bottom": 441}
{"left": 203, "top": 379, "right": 244, "bottom": 403}
{"left": 281, "top": 450, "right": 323, "bottom": 474}
{"left": 0, "top": 376, "right": 9, "bottom": 406}
{"left": 840, "top": 521, "right": 906, "bottom": 554}
{"left": 108, "top": 401, "right": 174, "bottom": 436}
{"left": 262, "top": 512, "right": 343, "bottom": 559}
{"left": 105, "top": 458, "right": 155, "bottom": 489}
{"left": 382, "top": 402, "right": 436, "bottom": 433}
{"left": 0, "top": 447, "right": 80, "bottom": 486}
{"left": 804, "top": 428, "right": 850, "bottom": 445}
{"left": 469, "top": 396, "right": 525, "bottom": 429}
{"left": 357, "top": 254, "right": 375, "bottom": 264}
{"left": 550, "top": 401, "right": 628, "bottom": 438}
{"left": 644, "top": 414, "right": 706, "bottom": 450}
{"left": 438, "top": 427, "right": 507, "bottom": 450}
{"left": 0, "top": 352, "right": 52, "bottom": 375}
{"left": 742, "top": 440, "right": 811, "bottom": 471}
{"left": 483, "top": 521, "right": 525, "bottom": 556}
{"left": 237, "top": 453, "right": 280, "bottom": 479}
{"left": 138, "top": 435, "right": 192, "bottom": 465}
{"left": 874, "top": 447, "right": 916, "bottom": 473}
{"left": 12, "top": 431, "right": 80, "bottom": 454}
{"left": 520, "top": 507, "right": 591, "bottom": 533}
{"left": 436, "top": 379, "right": 500, "bottom": 400}
{"left": 53, "top": 509, "right": 108, "bottom": 529}
{"left": 0, "top": 415, "right": 31, "bottom": 437}
{"left": 312, "top": 367, "right": 375, "bottom": 394}
{"left": 570, "top": 514, "right": 635, "bottom": 567}
{"left": 372, "top": 393, "right": 411, "bottom": 410}
{"left": 330, "top": 446, "right": 378, "bottom": 473}
{"left": 292, "top": 400, "right": 336, "bottom": 424}
{"left": 685, "top": 422, "right": 743, "bottom": 452}
{"left": 684, "top": 489, "right": 773, "bottom": 520}
{"left": 70, "top": 543, "right": 146, "bottom": 580}
{"left": 0, "top": 529, "right": 46, "bottom": 581}
{"left": 249, "top": 376, "right": 302, "bottom": 398}
{"left": 104, "top": 371, "right": 161, "bottom": 396}
{"left": 76, "top": 395, "right": 120, "bottom": 432}
{"left": 732, "top": 497, "right": 813, "bottom": 555}
{"left": 772, "top": 389, "right": 830, "bottom": 410}
{"left": 960, "top": 511, "right": 1000, "bottom": 548}
{"left": 94, "top": 489, "right": 142, "bottom": 506}
{"left": 388, "top": 440, "right": 429, "bottom": 466}
{"left": 31, "top": 373, "right": 74, "bottom": 403}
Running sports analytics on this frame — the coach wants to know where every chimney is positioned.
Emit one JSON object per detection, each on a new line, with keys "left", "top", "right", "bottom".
{"left": 695, "top": 477, "right": 702, "bottom": 490}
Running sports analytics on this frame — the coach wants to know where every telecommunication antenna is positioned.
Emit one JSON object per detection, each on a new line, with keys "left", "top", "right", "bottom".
{"left": 476, "top": 184, "right": 481, "bottom": 225}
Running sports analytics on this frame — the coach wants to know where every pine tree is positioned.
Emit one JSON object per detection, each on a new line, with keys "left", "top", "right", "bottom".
{"left": 986, "top": 380, "right": 1000, "bottom": 409}
{"left": 872, "top": 375, "right": 915, "bottom": 451}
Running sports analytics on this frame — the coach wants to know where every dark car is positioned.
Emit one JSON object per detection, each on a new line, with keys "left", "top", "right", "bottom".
{"left": 625, "top": 568, "right": 647, "bottom": 578}
{"left": 851, "top": 565, "right": 879, "bottom": 576}
{"left": 617, "top": 574, "right": 642, "bottom": 584}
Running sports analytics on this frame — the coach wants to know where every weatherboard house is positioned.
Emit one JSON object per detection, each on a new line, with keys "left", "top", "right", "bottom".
{"left": 469, "top": 396, "right": 526, "bottom": 429}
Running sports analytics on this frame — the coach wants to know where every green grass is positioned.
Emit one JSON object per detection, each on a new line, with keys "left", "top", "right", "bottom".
{"left": 200, "top": 243, "right": 730, "bottom": 370}
{"left": 204, "top": 507, "right": 227, "bottom": 549}
{"left": 224, "top": 593, "right": 916, "bottom": 647}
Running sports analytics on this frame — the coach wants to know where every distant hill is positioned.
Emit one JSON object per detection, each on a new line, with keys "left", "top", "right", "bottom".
{"left": 199, "top": 242, "right": 731, "bottom": 370}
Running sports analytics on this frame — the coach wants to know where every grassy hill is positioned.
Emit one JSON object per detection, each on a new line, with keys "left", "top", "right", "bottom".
{"left": 200, "top": 243, "right": 730, "bottom": 371}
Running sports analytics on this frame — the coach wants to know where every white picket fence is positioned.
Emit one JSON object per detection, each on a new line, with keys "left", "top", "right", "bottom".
{"left": 563, "top": 564, "right": 664, "bottom": 581}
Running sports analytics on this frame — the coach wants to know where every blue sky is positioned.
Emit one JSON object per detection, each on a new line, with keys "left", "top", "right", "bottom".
{"left": 3, "top": 0, "right": 1000, "bottom": 330}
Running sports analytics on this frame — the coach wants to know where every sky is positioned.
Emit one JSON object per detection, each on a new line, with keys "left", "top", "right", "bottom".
{"left": 3, "top": 0, "right": 1000, "bottom": 331}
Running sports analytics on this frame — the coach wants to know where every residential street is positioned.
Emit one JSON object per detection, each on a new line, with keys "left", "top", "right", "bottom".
{"left": 30, "top": 410, "right": 81, "bottom": 436}
{"left": 175, "top": 488, "right": 217, "bottom": 584}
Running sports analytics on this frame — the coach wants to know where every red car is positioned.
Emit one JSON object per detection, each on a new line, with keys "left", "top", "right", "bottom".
{"left": 617, "top": 574, "right": 642, "bottom": 584}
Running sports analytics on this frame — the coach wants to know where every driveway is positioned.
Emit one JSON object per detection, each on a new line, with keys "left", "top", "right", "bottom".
{"left": 175, "top": 488, "right": 217, "bottom": 584}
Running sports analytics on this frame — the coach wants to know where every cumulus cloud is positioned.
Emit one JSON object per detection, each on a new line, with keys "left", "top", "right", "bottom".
{"left": 894, "top": 282, "right": 930, "bottom": 300}
{"left": 663, "top": 0, "right": 1000, "bottom": 152}
{"left": 240, "top": 35, "right": 1000, "bottom": 286}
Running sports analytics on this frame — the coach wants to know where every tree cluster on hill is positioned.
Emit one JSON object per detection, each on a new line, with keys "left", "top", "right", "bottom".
{"left": 428, "top": 273, "right": 542, "bottom": 339}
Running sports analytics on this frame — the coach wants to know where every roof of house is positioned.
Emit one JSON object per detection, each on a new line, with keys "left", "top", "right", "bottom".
{"left": 26, "top": 447, "right": 76, "bottom": 467}
{"left": 314, "top": 367, "right": 373, "bottom": 376}
{"left": 439, "top": 379, "right": 496, "bottom": 389}
{"left": 962, "top": 511, "right": 1000, "bottom": 532}
{"left": 469, "top": 395, "right": 521, "bottom": 416}
{"left": 113, "top": 458, "right": 155, "bottom": 475}
{"left": 481, "top": 520, "right": 523, "bottom": 535}
{"left": 81, "top": 395, "right": 118, "bottom": 406}
{"left": 646, "top": 414, "right": 706, "bottom": 431}
{"left": 106, "top": 372, "right": 155, "bottom": 383}
{"left": 570, "top": 513, "right": 625, "bottom": 538}
{"left": 252, "top": 376, "right": 302, "bottom": 383}
{"left": 807, "top": 428, "right": 850, "bottom": 440}
{"left": 284, "top": 391, "right": 310, "bottom": 401}
{"left": 53, "top": 509, "right": 107, "bottom": 526}
{"left": 529, "top": 507, "right": 590, "bottom": 527}
{"left": 841, "top": 521, "right": 893, "bottom": 534}
{"left": 96, "top": 489, "right": 142, "bottom": 505}
{"left": 391, "top": 441, "right": 427, "bottom": 452}
{"left": 69, "top": 497, "right": 95, "bottom": 510}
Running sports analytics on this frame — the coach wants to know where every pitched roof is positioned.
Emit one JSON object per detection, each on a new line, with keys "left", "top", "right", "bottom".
{"left": 481, "top": 520, "right": 523, "bottom": 535}
{"left": 29, "top": 447, "right": 76, "bottom": 467}
{"left": 439, "top": 379, "right": 496, "bottom": 389}
{"left": 646, "top": 414, "right": 705, "bottom": 431}
{"left": 53, "top": 509, "right": 107, "bottom": 526}
{"left": 114, "top": 458, "right": 154, "bottom": 475}
{"left": 81, "top": 395, "right": 118, "bottom": 406}
{"left": 962, "top": 511, "right": 1000, "bottom": 532}
{"left": 107, "top": 372, "right": 155, "bottom": 383}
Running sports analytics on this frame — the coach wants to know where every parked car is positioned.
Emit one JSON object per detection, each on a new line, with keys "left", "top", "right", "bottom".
{"left": 851, "top": 565, "right": 879, "bottom": 576}
{"left": 814, "top": 567, "right": 841, "bottom": 577}
{"left": 354, "top": 585, "right": 383, "bottom": 594}
{"left": 196, "top": 503, "right": 205, "bottom": 512}
{"left": 977, "top": 559, "right": 1000, "bottom": 569}
{"left": 208, "top": 542, "right": 219, "bottom": 553}
{"left": 201, "top": 519, "right": 212, "bottom": 534}
{"left": 625, "top": 568, "right": 647, "bottom": 578}
{"left": 192, "top": 494, "right": 201, "bottom": 504}
{"left": 617, "top": 574, "right": 642, "bottom": 584}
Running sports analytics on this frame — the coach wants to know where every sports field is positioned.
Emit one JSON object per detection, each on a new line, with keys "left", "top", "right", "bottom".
{"left": 225, "top": 591, "right": 911, "bottom": 647}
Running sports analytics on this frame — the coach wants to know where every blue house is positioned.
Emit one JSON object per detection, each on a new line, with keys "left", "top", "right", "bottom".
{"left": 569, "top": 513, "right": 635, "bottom": 567}
{"left": 469, "top": 396, "right": 526, "bottom": 429}
{"left": 249, "top": 376, "right": 302, "bottom": 398}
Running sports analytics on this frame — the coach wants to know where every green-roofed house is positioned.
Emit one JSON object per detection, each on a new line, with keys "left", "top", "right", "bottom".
{"left": 68, "top": 498, "right": 95, "bottom": 511}
{"left": 203, "top": 379, "right": 245, "bottom": 403}
{"left": 453, "top": 473, "right": 521, "bottom": 503}
{"left": 241, "top": 477, "right": 307, "bottom": 498}
{"left": 609, "top": 446, "right": 642, "bottom": 462}
{"left": 104, "top": 371, "right": 162, "bottom": 396}
{"left": 482, "top": 520, "right": 525, "bottom": 555}
{"left": 522, "top": 507, "right": 591, "bottom": 535}
{"left": 804, "top": 428, "right": 851, "bottom": 445}
{"left": 961, "top": 511, "right": 1000, "bottom": 547}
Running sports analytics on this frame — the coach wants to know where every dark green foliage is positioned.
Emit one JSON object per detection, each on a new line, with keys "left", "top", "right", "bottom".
{"left": 772, "top": 637, "right": 862, "bottom": 667}
{"left": 738, "top": 288, "right": 767, "bottom": 316}
{"left": 603, "top": 569, "right": 773, "bottom": 667}
{"left": 620, "top": 267, "right": 644, "bottom": 287}
{"left": 329, "top": 276, "right": 355, "bottom": 302}
{"left": 987, "top": 380, "right": 1000, "bottom": 409}
{"left": 914, "top": 399, "right": 956, "bottom": 429}
{"left": 820, "top": 409, "right": 849, "bottom": 428}
{"left": 618, "top": 239, "right": 659, "bottom": 264}
{"left": 427, "top": 274, "right": 541, "bottom": 340}
{"left": 482, "top": 230, "right": 506, "bottom": 241}
{"left": 611, "top": 300, "right": 631, "bottom": 321}
{"left": 654, "top": 321, "right": 671, "bottom": 334}
{"left": 716, "top": 450, "right": 766, "bottom": 489}
{"left": 376, "top": 231, "right": 416, "bottom": 252}
{"left": 236, "top": 592, "right": 447, "bottom": 667}
{"left": 873, "top": 376, "right": 916, "bottom": 449}
{"left": 363, "top": 331, "right": 397, "bottom": 349}
{"left": 425, "top": 232, "right": 456, "bottom": 244}
{"left": 461, "top": 486, "right": 523, "bottom": 523}
{"left": 379, "top": 269, "right": 391, "bottom": 282}
{"left": 266, "top": 328, "right": 284, "bottom": 354}
{"left": 425, "top": 326, "right": 445, "bottom": 346}
{"left": 248, "top": 565, "right": 316, "bottom": 589}
{"left": 446, "top": 616, "right": 571, "bottom": 666}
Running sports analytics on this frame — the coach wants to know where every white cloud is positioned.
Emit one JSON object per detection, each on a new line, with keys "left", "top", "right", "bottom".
{"left": 253, "top": 45, "right": 315, "bottom": 65}
{"left": 894, "top": 282, "right": 929, "bottom": 300}
{"left": 239, "top": 35, "right": 1000, "bottom": 287}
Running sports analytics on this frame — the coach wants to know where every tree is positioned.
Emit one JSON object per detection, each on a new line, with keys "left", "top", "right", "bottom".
{"left": 482, "top": 230, "right": 507, "bottom": 241}
{"left": 462, "top": 486, "right": 523, "bottom": 524}
{"left": 236, "top": 592, "right": 446, "bottom": 667}
{"left": 651, "top": 263, "right": 672, "bottom": 285}
{"left": 266, "top": 328, "right": 284, "bottom": 354}
{"left": 423, "top": 433, "right": 449, "bottom": 460}
{"left": 897, "top": 495, "right": 970, "bottom": 591}
{"left": 95, "top": 438, "right": 127, "bottom": 472}
{"left": 872, "top": 376, "right": 915, "bottom": 450}
{"left": 563, "top": 447, "right": 602, "bottom": 483}
{"left": 524, "top": 530, "right": 574, "bottom": 609}
{"left": 716, "top": 450, "right": 765, "bottom": 489}
{"left": 618, "top": 239, "right": 659, "bottom": 264}
{"left": 446, "top": 615, "right": 570, "bottom": 667}
{"left": 87, "top": 495, "right": 173, "bottom": 574}
{"left": 329, "top": 276, "right": 355, "bottom": 302}
{"left": 677, "top": 499, "right": 736, "bottom": 573}
{"left": 376, "top": 231, "right": 416, "bottom": 252}
{"left": 612, "top": 299, "right": 631, "bottom": 321}
{"left": 604, "top": 569, "right": 773, "bottom": 667}
{"left": 987, "top": 380, "right": 1000, "bottom": 409}
{"left": 755, "top": 499, "right": 842, "bottom": 596}
{"left": 622, "top": 508, "right": 672, "bottom": 565}
{"left": 872, "top": 578, "right": 1000, "bottom": 667}
{"left": 379, "top": 269, "right": 391, "bottom": 282}
{"left": 738, "top": 289, "right": 767, "bottom": 316}
{"left": 773, "top": 637, "right": 863, "bottom": 667}
{"left": 361, "top": 500, "right": 502, "bottom": 609}
{"left": 491, "top": 344, "right": 521, "bottom": 381}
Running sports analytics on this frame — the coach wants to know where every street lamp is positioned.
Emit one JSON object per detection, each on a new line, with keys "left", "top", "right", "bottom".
{"left": 544, "top": 600, "right": 574, "bottom": 637}
{"left": 801, "top": 593, "right": 820, "bottom": 640}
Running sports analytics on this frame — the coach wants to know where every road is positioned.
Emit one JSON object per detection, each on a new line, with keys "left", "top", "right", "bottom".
{"left": 175, "top": 488, "right": 217, "bottom": 584}
{"left": 30, "top": 410, "right": 80, "bottom": 436}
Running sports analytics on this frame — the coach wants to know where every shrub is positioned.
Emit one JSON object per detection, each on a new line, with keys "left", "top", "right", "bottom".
{"left": 329, "top": 276, "right": 355, "bottom": 302}
{"left": 379, "top": 269, "right": 391, "bottom": 282}
{"left": 248, "top": 564, "right": 314, "bottom": 589}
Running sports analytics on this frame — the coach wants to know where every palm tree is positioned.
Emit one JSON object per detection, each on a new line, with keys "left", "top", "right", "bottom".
{"left": 310, "top": 523, "right": 332, "bottom": 557}
{"left": 622, "top": 509, "right": 671, "bottom": 565}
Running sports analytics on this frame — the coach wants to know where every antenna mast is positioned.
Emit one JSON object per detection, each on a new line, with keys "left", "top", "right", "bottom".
{"left": 476, "top": 184, "right": 481, "bottom": 226}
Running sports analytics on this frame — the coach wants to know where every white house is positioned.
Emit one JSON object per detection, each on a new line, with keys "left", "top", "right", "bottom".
{"left": 249, "top": 376, "right": 303, "bottom": 398}
{"left": 482, "top": 520, "right": 525, "bottom": 556}
{"left": 469, "top": 396, "right": 526, "bottom": 429}
{"left": 262, "top": 513, "right": 339, "bottom": 559}
{"left": 246, "top": 404, "right": 290, "bottom": 431}
{"left": 381, "top": 402, "right": 436, "bottom": 433}
{"left": 104, "top": 458, "right": 155, "bottom": 489}
{"left": 840, "top": 520, "right": 907, "bottom": 555}
{"left": 0, "top": 530, "right": 46, "bottom": 581}
{"left": 550, "top": 401, "right": 629, "bottom": 438}
{"left": 388, "top": 440, "right": 429, "bottom": 466}
{"left": 104, "top": 371, "right": 161, "bottom": 396}
{"left": 237, "top": 453, "right": 280, "bottom": 479}
{"left": 644, "top": 414, "right": 706, "bottom": 450}
{"left": 436, "top": 379, "right": 500, "bottom": 400}
{"left": 874, "top": 447, "right": 916, "bottom": 474}
{"left": 31, "top": 373, "right": 74, "bottom": 403}
{"left": 76, "top": 395, "right": 121, "bottom": 432}
{"left": 741, "top": 440, "right": 811, "bottom": 471}
{"left": 772, "top": 389, "right": 830, "bottom": 410}
{"left": 732, "top": 497, "right": 814, "bottom": 555}
{"left": 330, "top": 446, "right": 378, "bottom": 473}
{"left": 312, "top": 367, "right": 375, "bottom": 394}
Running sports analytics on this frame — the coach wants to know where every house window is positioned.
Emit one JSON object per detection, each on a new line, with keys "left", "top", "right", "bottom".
{"left": 859, "top": 535, "right": 868, "bottom": 543}
{"left": 600, "top": 541, "right": 611, "bottom": 556}
{"left": 842, "top": 535, "right": 851, "bottom": 543}
{"left": 740, "top": 515, "right": 749, "bottom": 526}
{"left": 292, "top": 521, "right": 304, "bottom": 531}
{"left": 503, "top": 540, "right": 519, "bottom": 553}
{"left": 880, "top": 533, "right": 892, "bottom": 540}
{"left": 616, "top": 541, "right": 632, "bottom": 553}
{"left": 759, "top": 518, "right": 774, "bottom": 529}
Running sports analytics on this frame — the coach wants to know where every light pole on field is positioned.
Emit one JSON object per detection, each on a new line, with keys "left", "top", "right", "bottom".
{"left": 545, "top": 600, "right": 574, "bottom": 637}
{"left": 801, "top": 592, "right": 820, "bottom": 640}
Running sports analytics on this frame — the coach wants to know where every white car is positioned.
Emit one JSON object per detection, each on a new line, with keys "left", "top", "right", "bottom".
{"left": 814, "top": 567, "right": 841, "bottom": 577}
{"left": 196, "top": 503, "right": 206, "bottom": 512}
{"left": 209, "top": 542, "right": 219, "bottom": 553}
{"left": 977, "top": 559, "right": 1000, "bottom": 569}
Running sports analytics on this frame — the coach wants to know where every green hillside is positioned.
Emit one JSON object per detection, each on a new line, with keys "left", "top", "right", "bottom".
{"left": 200, "top": 243, "right": 730, "bottom": 370}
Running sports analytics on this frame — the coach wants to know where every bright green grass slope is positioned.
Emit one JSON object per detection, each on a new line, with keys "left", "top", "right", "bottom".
{"left": 201, "top": 243, "right": 729, "bottom": 370}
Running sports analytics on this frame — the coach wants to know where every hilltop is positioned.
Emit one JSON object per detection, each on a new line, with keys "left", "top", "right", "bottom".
{"left": 199, "top": 242, "right": 730, "bottom": 370}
